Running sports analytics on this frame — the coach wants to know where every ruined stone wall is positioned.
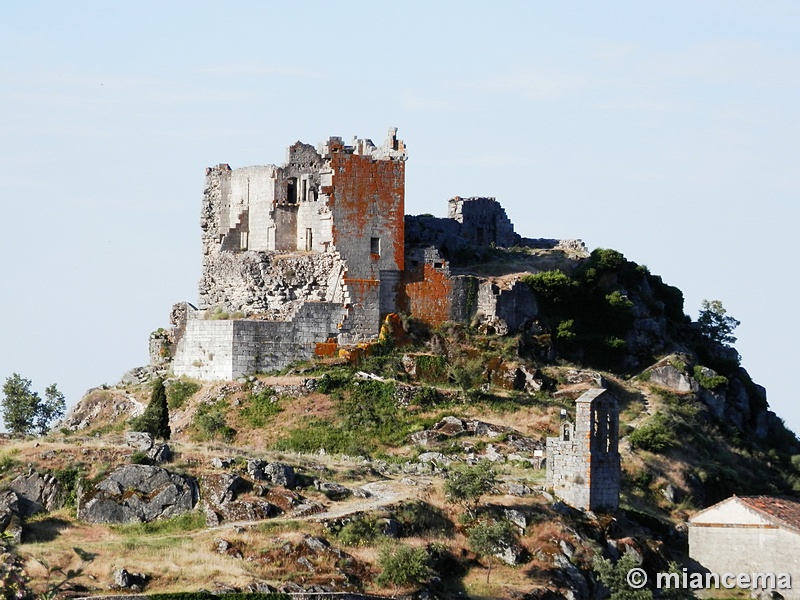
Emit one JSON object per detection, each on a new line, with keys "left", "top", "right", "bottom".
{"left": 230, "top": 302, "right": 347, "bottom": 376}
{"left": 198, "top": 251, "right": 345, "bottom": 317}
{"left": 404, "top": 246, "right": 457, "bottom": 325}
{"left": 476, "top": 280, "right": 538, "bottom": 333}
{"left": 448, "top": 197, "right": 519, "bottom": 247}
{"left": 326, "top": 132, "right": 406, "bottom": 339}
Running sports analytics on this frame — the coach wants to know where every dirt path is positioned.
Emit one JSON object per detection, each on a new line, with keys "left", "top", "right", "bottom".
{"left": 214, "top": 476, "right": 433, "bottom": 531}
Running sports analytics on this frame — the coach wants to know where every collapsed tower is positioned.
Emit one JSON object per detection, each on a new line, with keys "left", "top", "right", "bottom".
{"left": 171, "top": 130, "right": 406, "bottom": 379}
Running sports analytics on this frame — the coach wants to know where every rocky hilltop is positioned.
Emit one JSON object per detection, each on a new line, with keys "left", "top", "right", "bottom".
{"left": 1, "top": 239, "right": 798, "bottom": 599}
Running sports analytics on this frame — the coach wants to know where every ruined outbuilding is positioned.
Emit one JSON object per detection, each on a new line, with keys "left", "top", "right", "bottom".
{"left": 161, "top": 129, "right": 585, "bottom": 380}
{"left": 546, "top": 388, "right": 621, "bottom": 512}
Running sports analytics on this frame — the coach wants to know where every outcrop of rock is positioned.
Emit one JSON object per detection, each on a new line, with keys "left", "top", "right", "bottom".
{"left": 62, "top": 387, "right": 144, "bottom": 431}
{"left": 201, "top": 472, "right": 280, "bottom": 524}
{"left": 125, "top": 431, "right": 154, "bottom": 451}
{"left": 78, "top": 465, "right": 197, "bottom": 524}
{"left": 247, "top": 460, "right": 296, "bottom": 488}
{"left": 0, "top": 491, "right": 24, "bottom": 543}
{"left": 8, "top": 472, "right": 64, "bottom": 516}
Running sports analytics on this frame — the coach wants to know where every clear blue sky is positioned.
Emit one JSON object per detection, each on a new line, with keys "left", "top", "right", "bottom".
{"left": 2, "top": 2, "right": 798, "bottom": 433}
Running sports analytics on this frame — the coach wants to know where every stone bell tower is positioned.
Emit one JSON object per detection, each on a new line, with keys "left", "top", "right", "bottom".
{"left": 546, "top": 388, "right": 620, "bottom": 511}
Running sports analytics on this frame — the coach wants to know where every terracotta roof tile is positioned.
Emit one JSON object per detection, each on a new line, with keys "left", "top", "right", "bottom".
{"left": 738, "top": 496, "right": 800, "bottom": 531}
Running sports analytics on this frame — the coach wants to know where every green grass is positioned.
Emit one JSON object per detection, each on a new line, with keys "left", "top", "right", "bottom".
{"left": 112, "top": 509, "right": 206, "bottom": 536}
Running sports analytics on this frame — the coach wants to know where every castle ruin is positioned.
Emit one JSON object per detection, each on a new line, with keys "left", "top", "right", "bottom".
{"left": 161, "top": 129, "right": 586, "bottom": 380}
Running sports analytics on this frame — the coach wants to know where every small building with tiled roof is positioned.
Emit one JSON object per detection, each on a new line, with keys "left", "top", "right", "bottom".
{"left": 688, "top": 495, "right": 800, "bottom": 598}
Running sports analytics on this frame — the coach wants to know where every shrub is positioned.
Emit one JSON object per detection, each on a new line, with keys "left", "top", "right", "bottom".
{"left": 413, "top": 386, "right": 444, "bottom": 407}
{"left": 316, "top": 371, "right": 351, "bottom": 394}
{"left": 628, "top": 416, "right": 676, "bottom": 453}
{"left": 130, "top": 450, "right": 150, "bottom": 465}
{"left": 205, "top": 306, "right": 230, "bottom": 320}
{"left": 444, "top": 462, "right": 497, "bottom": 515}
{"left": 335, "top": 517, "right": 381, "bottom": 547}
{"left": 414, "top": 354, "right": 448, "bottom": 383}
{"left": 521, "top": 270, "right": 576, "bottom": 306}
{"left": 166, "top": 379, "right": 200, "bottom": 410}
{"left": 240, "top": 388, "right": 282, "bottom": 428}
{"left": 692, "top": 366, "right": 728, "bottom": 390}
{"left": 556, "top": 319, "right": 576, "bottom": 341}
{"left": 192, "top": 400, "right": 235, "bottom": 442}
{"left": 593, "top": 552, "right": 653, "bottom": 600}
{"left": 393, "top": 500, "right": 453, "bottom": 536}
{"left": 376, "top": 544, "right": 432, "bottom": 589}
{"left": 340, "top": 380, "right": 409, "bottom": 445}
{"left": 50, "top": 465, "right": 84, "bottom": 507}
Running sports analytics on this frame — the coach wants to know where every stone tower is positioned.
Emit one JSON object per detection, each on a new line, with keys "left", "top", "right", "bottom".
{"left": 546, "top": 388, "right": 620, "bottom": 511}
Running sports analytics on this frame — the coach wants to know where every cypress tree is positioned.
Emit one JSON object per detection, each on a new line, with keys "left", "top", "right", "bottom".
{"left": 131, "top": 378, "right": 171, "bottom": 439}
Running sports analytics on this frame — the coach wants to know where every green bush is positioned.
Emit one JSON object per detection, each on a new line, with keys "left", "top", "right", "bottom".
{"left": 240, "top": 387, "right": 282, "bottom": 428}
{"left": 376, "top": 543, "right": 432, "bottom": 589}
{"left": 191, "top": 400, "right": 235, "bottom": 442}
{"left": 414, "top": 354, "right": 448, "bottom": 383}
{"left": 521, "top": 270, "right": 577, "bottom": 306}
{"left": 393, "top": 500, "right": 453, "bottom": 536}
{"left": 166, "top": 378, "right": 200, "bottom": 410}
{"left": 316, "top": 371, "right": 351, "bottom": 394}
{"left": 335, "top": 517, "right": 382, "bottom": 546}
{"left": 628, "top": 416, "right": 676, "bottom": 453}
{"left": 413, "top": 385, "right": 449, "bottom": 408}
{"left": 693, "top": 365, "right": 728, "bottom": 390}
{"left": 340, "top": 380, "right": 410, "bottom": 445}
{"left": 129, "top": 451, "right": 150, "bottom": 465}
{"left": 50, "top": 465, "right": 84, "bottom": 508}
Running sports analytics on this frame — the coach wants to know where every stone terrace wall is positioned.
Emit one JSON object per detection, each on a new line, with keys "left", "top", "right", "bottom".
{"left": 172, "top": 316, "right": 236, "bottom": 380}
{"left": 172, "top": 302, "right": 347, "bottom": 380}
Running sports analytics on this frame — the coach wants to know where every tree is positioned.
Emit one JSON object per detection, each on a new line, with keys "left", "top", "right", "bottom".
{"left": 37, "top": 384, "right": 66, "bottom": 436}
{"left": 376, "top": 543, "right": 432, "bottom": 592}
{"left": 593, "top": 553, "right": 653, "bottom": 600}
{"left": 467, "top": 519, "right": 515, "bottom": 583}
{"left": 697, "top": 299, "right": 740, "bottom": 347}
{"left": 130, "top": 378, "right": 170, "bottom": 439}
{"left": 1, "top": 374, "right": 66, "bottom": 436}
{"left": 443, "top": 462, "right": 497, "bottom": 516}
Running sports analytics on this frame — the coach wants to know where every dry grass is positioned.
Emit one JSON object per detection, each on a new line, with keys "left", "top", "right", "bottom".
{"left": 20, "top": 512, "right": 332, "bottom": 594}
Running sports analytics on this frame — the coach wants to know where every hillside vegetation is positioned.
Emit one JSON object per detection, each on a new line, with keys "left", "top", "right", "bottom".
{"left": 2, "top": 247, "right": 798, "bottom": 600}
